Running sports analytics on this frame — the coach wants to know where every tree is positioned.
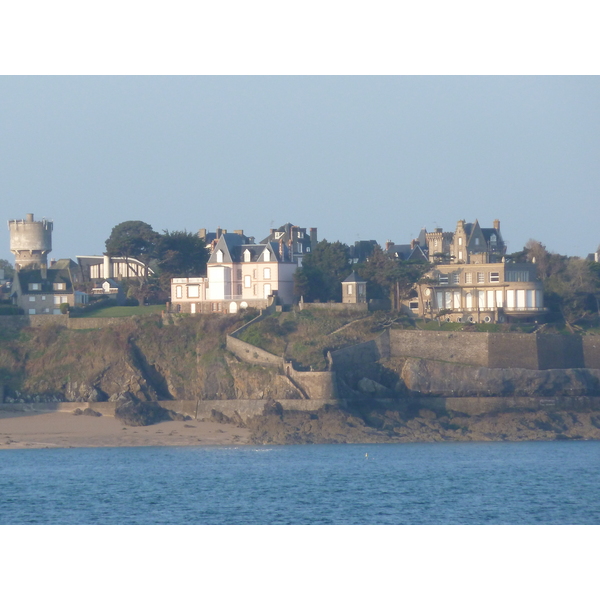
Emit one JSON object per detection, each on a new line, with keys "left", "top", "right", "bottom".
{"left": 155, "top": 230, "right": 209, "bottom": 293}
{"left": 0, "top": 259, "right": 15, "bottom": 280}
{"left": 294, "top": 240, "right": 351, "bottom": 302}
{"left": 357, "top": 246, "right": 430, "bottom": 310}
{"left": 105, "top": 221, "right": 160, "bottom": 278}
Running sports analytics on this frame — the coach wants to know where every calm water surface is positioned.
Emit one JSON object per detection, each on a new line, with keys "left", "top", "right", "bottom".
{"left": 1, "top": 441, "right": 598, "bottom": 524}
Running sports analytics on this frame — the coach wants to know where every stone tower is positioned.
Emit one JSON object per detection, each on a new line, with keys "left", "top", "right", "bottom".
{"left": 8, "top": 213, "right": 53, "bottom": 271}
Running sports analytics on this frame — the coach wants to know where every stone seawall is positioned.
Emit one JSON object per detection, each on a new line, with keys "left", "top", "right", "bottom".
{"left": 419, "top": 395, "right": 600, "bottom": 416}
{"left": 387, "top": 330, "right": 600, "bottom": 370}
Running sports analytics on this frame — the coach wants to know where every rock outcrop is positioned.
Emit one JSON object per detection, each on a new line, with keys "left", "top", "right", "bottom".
{"left": 401, "top": 358, "right": 600, "bottom": 397}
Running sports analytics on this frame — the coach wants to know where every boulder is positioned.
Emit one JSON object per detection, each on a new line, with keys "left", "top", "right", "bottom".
{"left": 114, "top": 393, "right": 174, "bottom": 426}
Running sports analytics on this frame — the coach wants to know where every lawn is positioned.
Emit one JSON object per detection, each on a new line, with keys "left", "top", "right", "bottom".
{"left": 71, "top": 304, "right": 166, "bottom": 318}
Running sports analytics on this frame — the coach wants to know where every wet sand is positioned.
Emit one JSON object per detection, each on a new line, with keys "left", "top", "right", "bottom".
{"left": 0, "top": 410, "right": 251, "bottom": 449}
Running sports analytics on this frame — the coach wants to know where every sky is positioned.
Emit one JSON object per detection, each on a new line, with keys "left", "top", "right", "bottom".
{"left": 1, "top": 76, "right": 599, "bottom": 264}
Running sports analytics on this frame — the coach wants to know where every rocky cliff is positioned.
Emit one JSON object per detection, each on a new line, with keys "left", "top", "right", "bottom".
{"left": 0, "top": 317, "right": 301, "bottom": 404}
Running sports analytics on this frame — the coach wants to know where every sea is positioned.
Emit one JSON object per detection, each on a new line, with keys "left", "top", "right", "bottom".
{"left": 1, "top": 440, "right": 599, "bottom": 525}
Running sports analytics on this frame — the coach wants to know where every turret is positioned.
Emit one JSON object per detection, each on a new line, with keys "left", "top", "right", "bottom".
{"left": 8, "top": 213, "right": 53, "bottom": 270}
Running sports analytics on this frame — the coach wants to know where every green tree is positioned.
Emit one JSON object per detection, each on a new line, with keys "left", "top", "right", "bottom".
{"left": 0, "top": 259, "right": 15, "bottom": 280}
{"left": 357, "top": 246, "right": 430, "bottom": 310}
{"left": 294, "top": 240, "right": 351, "bottom": 302}
{"left": 155, "top": 230, "right": 209, "bottom": 294}
{"left": 105, "top": 221, "right": 160, "bottom": 278}
{"left": 156, "top": 230, "right": 209, "bottom": 277}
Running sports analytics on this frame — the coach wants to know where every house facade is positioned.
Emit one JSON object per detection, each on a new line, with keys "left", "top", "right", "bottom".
{"left": 171, "top": 232, "right": 298, "bottom": 314}
{"left": 406, "top": 220, "right": 546, "bottom": 323}
{"left": 77, "top": 255, "right": 154, "bottom": 281}
{"left": 11, "top": 261, "right": 88, "bottom": 315}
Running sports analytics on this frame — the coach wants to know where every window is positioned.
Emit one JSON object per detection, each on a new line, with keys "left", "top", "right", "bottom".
{"left": 465, "top": 272, "right": 473, "bottom": 284}
{"left": 477, "top": 272, "right": 484, "bottom": 284}
{"left": 275, "top": 231, "right": 284, "bottom": 239}
{"left": 237, "top": 269, "right": 242, "bottom": 279}
{"left": 253, "top": 284, "right": 257, "bottom": 296}
{"left": 263, "top": 249, "right": 271, "bottom": 261}
{"left": 253, "top": 269, "right": 257, "bottom": 279}
{"left": 187, "top": 285, "right": 199, "bottom": 298}
{"left": 29, "top": 309, "right": 36, "bottom": 315}
{"left": 53, "top": 282, "right": 66, "bottom": 290}
{"left": 29, "top": 296, "right": 35, "bottom": 302}
{"left": 490, "top": 272, "right": 500, "bottom": 283}
{"left": 176, "top": 286, "right": 182, "bottom": 299}
{"left": 297, "top": 242, "right": 302, "bottom": 253}
{"left": 506, "top": 271, "right": 530, "bottom": 282}
{"left": 264, "top": 283, "right": 271, "bottom": 298}
{"left": 41, "top": 296, "right": 46, "bottom": 300}
{"left": 244, "top": 275, "right": 251, "bottom": 288}
{"left": 458, "top": 251, "right": 463, "bottom": 260}
{"left": 236, "top": 284, "right": 242, "bottom": 296}
{"left": 216, "top": 250, "right": 223, "bottom": 263}
{"left": 439, "top": 274, "right": 449, "bottom": 285}
{"left": 54, "top": 296, "right": 61, "bottom": 305}
{"left": 264, "top": 268, "right": 271, "bottom": 280}
{"left": 490, "top": 234, "right": 497, "bottom": 243}
{"left": 409, "top": 300, "right": 419, "bottom": 309}
{"left": 452, "top": 273, "right": 460, "bottom": 284}
{"left": 475, "top": 237, "right": 480, "bottom": 246}
{"left": 458, "top": 238, "right": 463, "bottom": 246}
{"left": 347, "top": 284, "right": 354, "bottom": 295}
{"left": 61, "top": 296, "right": 68, "bottom": 303}
{"left": 243, "top": 249, "right": 251, "bottom": 262}
{"left": 29, "top": 283, "right": 40, "bottom": 291}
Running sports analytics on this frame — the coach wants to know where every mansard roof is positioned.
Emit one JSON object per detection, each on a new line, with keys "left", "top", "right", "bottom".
{"left": 209, "top": 234, "right": 293, "bottom": 264}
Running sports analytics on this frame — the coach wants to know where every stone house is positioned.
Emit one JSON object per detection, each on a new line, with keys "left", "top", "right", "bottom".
{"left": 11, "top": 260, "right": 88, "bottom": 315}
{"left": 406, "top": 220, "right": 546, "bottom": 323}
{"left": 171, "top": 232, "right": 299, "bottom": 314}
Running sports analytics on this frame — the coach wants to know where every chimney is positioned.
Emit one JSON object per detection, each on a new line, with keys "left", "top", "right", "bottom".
{"left": 386, "top": 240, "right": 394, "bottom": 252}
{"left": 234, "top": 230, "right": 244, "bottom": 236}
{"left": 50, "top": 258, "right": 57, "bottom": 267}
{"left": 198, "top": 228, "right": 207, "bottom": 239}
{"left": 270, "top": 228, "right": 275, "bottom": 235}
{"left": 216, "top": 227, "right": 222, "bottom": 238}
{"left": 310, "top": 228, "right": 318, "bottom": 244}
{"left": 26, "top": 213, "right": 34, "bottom": 222}
{"left": 493, "top": 219, "right": 500, "bottom": 231}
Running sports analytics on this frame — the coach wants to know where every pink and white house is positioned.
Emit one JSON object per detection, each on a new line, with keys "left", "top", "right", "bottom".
{"left": 171, "top": 232, "right": 298, "bottom": 314}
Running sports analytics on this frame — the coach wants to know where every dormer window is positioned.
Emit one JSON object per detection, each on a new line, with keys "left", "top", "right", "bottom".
{"left": 475, "top": 237, "right": 480, "bottom": 246}
{"left": 490, "top": 234, "right": 497, "bottom": 243}
{"left": 243, "top": 249, "right": 252, "bottom": 262}
{"left": 29, "top": 283, "right": 40, "bottom": 291}
{"left": 216, "top": 250, "right": 224, "bottom": 263}
{"left": 263, "top": 249, "right": 271, "bottom": 262}
{"left": 275, "top": 231, "right": 284, "bottom": 239}
{"left": 53, "top": 282, "right": 66, "bottom": 290}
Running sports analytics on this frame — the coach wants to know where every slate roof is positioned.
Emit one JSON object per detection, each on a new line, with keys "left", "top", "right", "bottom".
{"left": 208, "top": 234, "right": 294, "bottom": 264}
{"left": 343, "top": 272, "right": 366, "bottom": 283}
{"left": 16, "top": 268, "right": 74, "bottom": 295}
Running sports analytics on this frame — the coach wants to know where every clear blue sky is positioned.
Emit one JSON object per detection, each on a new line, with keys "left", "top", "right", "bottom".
{"left": 1, "top": 76, "right": 598, "bottom": 263}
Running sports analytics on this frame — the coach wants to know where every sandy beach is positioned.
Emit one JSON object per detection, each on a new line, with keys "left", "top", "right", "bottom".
{"left": 0, "top": 410, "right": 251, "bottom": 450}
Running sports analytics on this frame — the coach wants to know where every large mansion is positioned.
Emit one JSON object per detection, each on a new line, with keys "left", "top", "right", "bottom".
{"left": 406, "top": 220, "right": 546, "bottom": 323}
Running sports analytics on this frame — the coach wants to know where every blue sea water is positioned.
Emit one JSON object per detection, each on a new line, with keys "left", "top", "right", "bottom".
{"left": 1, "top": 441, "right": 599, "bottom": 525}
